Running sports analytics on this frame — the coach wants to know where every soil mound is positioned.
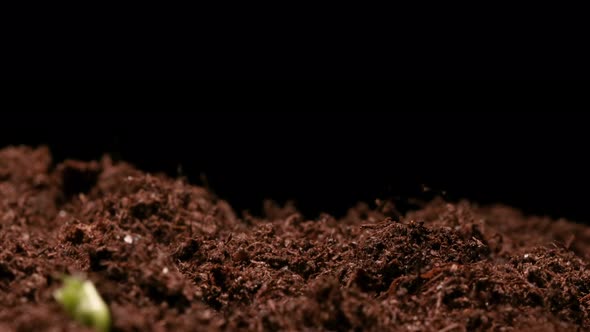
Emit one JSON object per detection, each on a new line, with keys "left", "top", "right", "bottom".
{"left": 1, "top": 146, "right": 590, "bottom": 331}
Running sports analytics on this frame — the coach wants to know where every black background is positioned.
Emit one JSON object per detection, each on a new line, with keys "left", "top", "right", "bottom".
{"left": 2, "top": 111, "right": 588, "bottom": 222}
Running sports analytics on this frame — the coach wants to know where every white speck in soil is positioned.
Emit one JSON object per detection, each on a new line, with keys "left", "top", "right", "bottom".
{"left": 124, "top": 235, "right": 133, "bottom": 244}
{"left": 162, "top": 267, "right": 169, "bottom": 274}
{"left": 58, "top": 210, "right": 67, "bottom": 218}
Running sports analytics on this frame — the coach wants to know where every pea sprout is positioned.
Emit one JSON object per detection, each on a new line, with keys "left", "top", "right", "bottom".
{"left": 53, "top": 275, "right": 111, "bottom": 332}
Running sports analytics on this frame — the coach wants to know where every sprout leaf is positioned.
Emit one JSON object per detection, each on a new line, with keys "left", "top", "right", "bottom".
{"left": 54, "top": 275, "right": 110, "bottom": 332}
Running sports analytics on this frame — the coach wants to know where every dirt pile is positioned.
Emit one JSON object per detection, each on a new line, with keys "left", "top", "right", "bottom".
{"left": 1, "top": 146, "right": 590, "bottom": 331}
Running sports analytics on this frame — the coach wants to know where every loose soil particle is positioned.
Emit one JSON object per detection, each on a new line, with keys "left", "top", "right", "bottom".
{"left": 1, "top": 146, "right": 590, "bottom": 331}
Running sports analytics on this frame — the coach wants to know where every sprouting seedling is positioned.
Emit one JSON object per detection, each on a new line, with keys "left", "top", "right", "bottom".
{"left": 53, "top": 275, "right": 111, "bottom": 332}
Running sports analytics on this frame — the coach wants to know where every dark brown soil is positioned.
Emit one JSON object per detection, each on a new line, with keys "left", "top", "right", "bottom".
{"left": 2, "top": 146, "right": 590, "bottom": 331}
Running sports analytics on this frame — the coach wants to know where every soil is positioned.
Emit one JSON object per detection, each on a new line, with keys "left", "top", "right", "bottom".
{"left": 2, "top": 146, "right": 590, "bottom": 331}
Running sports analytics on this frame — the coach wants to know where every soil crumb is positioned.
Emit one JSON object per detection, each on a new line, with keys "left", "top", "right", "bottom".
{"left": 1, "top": 146, "right": 590, "bottom": 331}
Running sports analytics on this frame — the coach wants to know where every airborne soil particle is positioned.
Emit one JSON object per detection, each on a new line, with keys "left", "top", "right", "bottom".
{"left": 1, "top": 146, "right": 590, "bottom": 331}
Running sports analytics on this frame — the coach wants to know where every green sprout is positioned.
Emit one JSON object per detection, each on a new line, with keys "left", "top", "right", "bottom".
{"left": 53, "top": 275, "right": 111, "bottom": 332}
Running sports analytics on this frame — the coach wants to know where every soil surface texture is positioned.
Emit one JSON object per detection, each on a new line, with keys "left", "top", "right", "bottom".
{"left": 1, "top": 146, "right": 590, "bottom": 331}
